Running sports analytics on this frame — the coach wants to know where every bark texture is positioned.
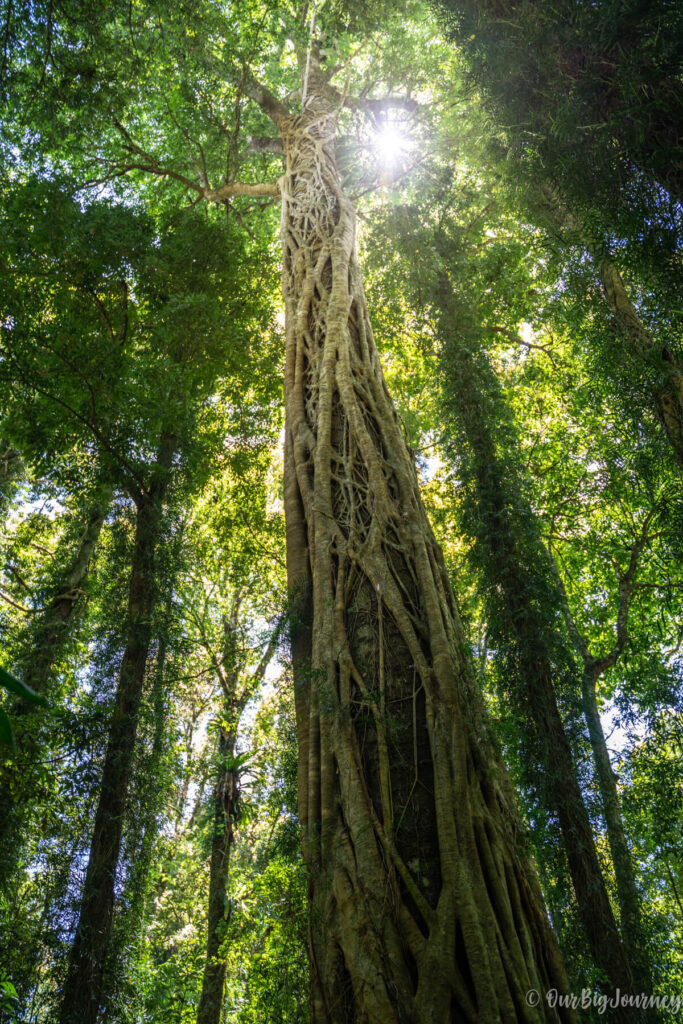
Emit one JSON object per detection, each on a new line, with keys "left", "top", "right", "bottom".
{"left": 101, "top": 629, "right": 170, "bottom": 1020}
{"left": 59, "top": 445, "right": 172, "bottom": 1024}
{"left": 278, "top": 74, "right": 577, "bottom": 1024}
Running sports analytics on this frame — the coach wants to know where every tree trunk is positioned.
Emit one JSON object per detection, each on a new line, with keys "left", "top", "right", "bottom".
{"left": 25, "top": 483, "right": 113, "bottom": 696}
{"left": 280, "top": 77, "right": 577, "bottom": 1024}
{"left": 101, "top": 631, "right": 170, "bottom": 1022}
{"left": 59, "top": 445, "right": 172, "bottom": 1024}
{"left": 430, "top": 284, "right": 641, "bottom": 1010}
{"left": 0, "top": 441, "right": 23, "bottom": 516}
{"left": 0, "top": 483, "right": 112, "bottom": 888}
{"left": 195, "top": 604, "right": 281, "bottom": 1024}
{"left": 600, "top": 260, "right": 683, "bottom": 468}
{"left": 581, "top": 666, "right": 652, "bottom": 995}
{"left": 196, "top": 727, "right": 238, "bottom": 1024}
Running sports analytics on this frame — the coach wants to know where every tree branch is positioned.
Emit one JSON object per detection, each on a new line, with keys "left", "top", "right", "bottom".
{"left": 243, "top": 74, "right": 290, "bottom": 125}
{"left": 246, "top": 136, "right": 285, "bottom": 156}
{"left": 0, "top": 588, "right": 31, "bottom": 613}
{"left": 251, "top": 612, "right": 286, "bottom": 684}
{"left": 549, "top": 504, "right": 662, "bottom": 680}
{"left": 546, "top": 542, "right": 591, "bottom": 662}
{"left": 203, "top": 180, "right": 281, "bottom": 202}
{"left": 112, "top": 119, "right": 203, "bottom": 193}
{"left": 486, "top": 325, "right": 559, "bottom": 367}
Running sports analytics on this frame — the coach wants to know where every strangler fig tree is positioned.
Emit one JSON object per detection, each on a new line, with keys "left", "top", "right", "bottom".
{"left": 183, "top": 28, "right": 578, "bottom": 1024}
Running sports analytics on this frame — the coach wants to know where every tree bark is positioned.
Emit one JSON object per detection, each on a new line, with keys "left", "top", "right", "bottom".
{"left": 196, "top": 607, "right": 282, "bottom": 1024}
{"left": 581, "top": 665, "right": 652, "bottom": 995}
{"left": 278, "top": 74, "right": 577, "bottom": 1024}
{"left": 58, "top": 443, "right": 172, "bottom": 1024}
{"left": 101, "top": 630, "right": 170, "bottom": 1021}
{"left": 196, "top": 726, "right": 238, "bottom": 1024}
{"left": 430, "top": 293, "right": 641, "bottom": 1012}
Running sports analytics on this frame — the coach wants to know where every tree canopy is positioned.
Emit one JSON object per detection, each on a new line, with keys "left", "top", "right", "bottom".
{"left": 1, "top": 2, "right": 681, "bottom": 1022}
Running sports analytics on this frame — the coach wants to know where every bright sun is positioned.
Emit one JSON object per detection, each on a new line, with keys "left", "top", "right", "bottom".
{"left": 374, "top": 122, "right": 411, "bottom": 167}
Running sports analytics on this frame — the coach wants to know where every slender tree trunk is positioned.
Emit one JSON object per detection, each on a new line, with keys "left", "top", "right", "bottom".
{"left": 600, "top": 261, "right": 683, "bottom": 468}
{"left": 196, "top": 726, "right": 238, "bottom": 1024}
{"left": 59, "top": 444, "right": 172, "bottom": 1024}
{"left": 431, "top": 292, "right": 641, "bottom": 1010}
{"left": 664, "top": 860, "right": 683, "bottom": 921}
{"left": 196, "top": 607, "right": 281, "bottom": 1024}
{"left": 0, "top": 483, "right": 112, "bottom": 887}
{"left": 0, "top": 441, "right": 23, "bottom": 516}
{"left": 581, "top": 666, "right": 652, "bottom": 994}
{"left": 101, "top": 631, "right": 170, "bottom": 1022}
{"left": 26, "top": 483, "right": 113, "bottom": 696}
{"left": 279, "top": 76, "right": 577, "bottom": 1024}
{"left": 530, "top": 186, "right": 683, "bottom": 470}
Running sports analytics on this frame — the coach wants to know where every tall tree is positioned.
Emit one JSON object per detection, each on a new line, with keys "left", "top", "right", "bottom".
{"left": 214, "top": 37, "right": 575, "bottom": 1022}
{"left": 0, "top": 480, "right": 112, "bottom": 887}
{"left": 366, "top": 181, "right": 651, "bottom": 998}
{"left": 188, "top": 594, "right": 282, "bottom": 1024}
{"left": 12, "top": 4, "right": 580, "bottom": 1015}
{"left": 434, "top": 279, "right": 646, "bottom": 995}
{"left": 4, "top": 2, "right": 680, "bottom": 1019}
{"left": 58, "top": 435, "right": 175, "bottom": 1024}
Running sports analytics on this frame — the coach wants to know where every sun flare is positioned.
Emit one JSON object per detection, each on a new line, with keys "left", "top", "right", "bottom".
{"left": 374, "top": 122, "right": 411, "bottom": 167}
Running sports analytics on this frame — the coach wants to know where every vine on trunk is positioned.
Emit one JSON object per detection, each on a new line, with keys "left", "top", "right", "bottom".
{"left": 276, "top": 71, "right": 574, "bottom": 1023}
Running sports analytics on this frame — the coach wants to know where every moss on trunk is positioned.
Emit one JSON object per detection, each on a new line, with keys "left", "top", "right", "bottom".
{"left": 279, "top": 75, "right": 576, "bottom": 1024}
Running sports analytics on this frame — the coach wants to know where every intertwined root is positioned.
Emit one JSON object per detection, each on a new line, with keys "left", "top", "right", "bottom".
{"left": 281, "top": 99, "right": 574, "bottom": 1023}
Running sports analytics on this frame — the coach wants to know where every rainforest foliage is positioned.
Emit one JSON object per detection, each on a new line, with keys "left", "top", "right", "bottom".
{"left": 0, "top": 1, "right": 681, "bottom": 1022}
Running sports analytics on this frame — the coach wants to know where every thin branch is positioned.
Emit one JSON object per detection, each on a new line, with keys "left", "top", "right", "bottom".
{"left": 30, "top": 543, "right": 55, "bottom": 559}
{"left": 164, "top": 98, "right": 210, "bottom": 190}
{"left": 62, "top": 270, "right": 116, "bottom": 344}
{"left": 486, "top": 325, "right": 559, "bottom": 367}
{"left": 112, "top": 119, "right": 203, "bottom": 193}
{"left": 252, "top": 613, "right": 286, "bottom": 684}
{"left": 549, "top": 503, "right": 663, "bottom": 679}
{"left": 545, "top": 540, "right": 590, "bottom": 662}
{"left": 0, "top": 588, "right": 31, "bottom": 613}
{"left": 3, "top": 564, "right": 34, "bottom": 597}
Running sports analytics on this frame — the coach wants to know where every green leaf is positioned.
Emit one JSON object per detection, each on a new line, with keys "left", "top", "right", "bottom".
{"left": 224, "top": 750, "right": 253, "bottom": 773}
{"left": 0, "top": 708, "right": 15, "bottom": 750}
{"left": 0, "top": 665, "right": 48, "bottom": 707}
